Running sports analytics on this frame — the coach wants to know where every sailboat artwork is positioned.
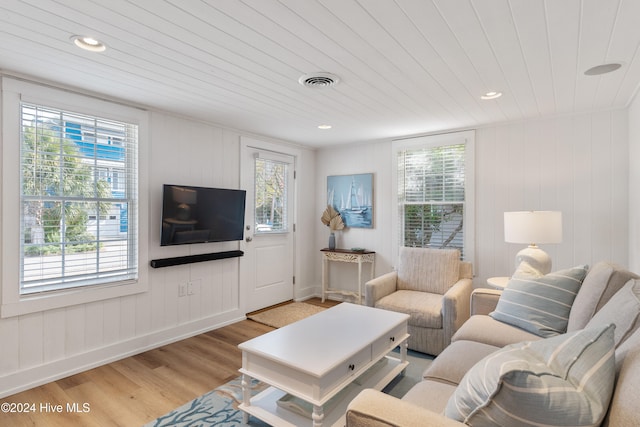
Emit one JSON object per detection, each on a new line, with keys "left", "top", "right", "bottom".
{"left": 327, "top": 173, "right": 373, "bottom": 228}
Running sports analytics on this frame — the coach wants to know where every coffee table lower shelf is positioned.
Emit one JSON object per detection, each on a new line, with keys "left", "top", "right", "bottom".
{"left": 239, "top": 355, "right": 408, "bottom": 427}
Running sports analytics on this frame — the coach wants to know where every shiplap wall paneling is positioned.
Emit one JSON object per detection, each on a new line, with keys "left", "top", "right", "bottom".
{"left": 43, "top": 308, "right": 66, "bottom": 363}
{"left": 607, "top": 111, "right": 628, "bottom": 264}
{"left": 19, "top": 313, "right": 43, "bottom": 370}
{"left": 474, "top": 110, "right": 628, "bottom": 284}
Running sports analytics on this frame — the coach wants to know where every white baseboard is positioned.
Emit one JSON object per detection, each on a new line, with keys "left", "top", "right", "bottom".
{"left": 0, "top": 309, "right": 245, "bottom": 399}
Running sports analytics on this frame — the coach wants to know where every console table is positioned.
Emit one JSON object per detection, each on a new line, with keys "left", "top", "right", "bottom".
{"left": 321, "top": 249, "right": 375, "bottom": 304}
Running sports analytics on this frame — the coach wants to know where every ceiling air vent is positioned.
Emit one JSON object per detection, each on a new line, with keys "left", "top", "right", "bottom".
{"left": 298, "top": 72, "right": 340, "bottom": 88}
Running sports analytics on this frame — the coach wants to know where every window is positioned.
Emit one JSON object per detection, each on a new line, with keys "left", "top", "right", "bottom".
{"left": 254, "top": 156, "right": 289, "bottom": 233}
{"left": 1, "top": 77, "right": 148, "bottom": 318}
{"left": 20, "top": 104, "right": 138, "bottom": 294}
{"left": 393, "top": 131, "right": 475, "bottom": 261}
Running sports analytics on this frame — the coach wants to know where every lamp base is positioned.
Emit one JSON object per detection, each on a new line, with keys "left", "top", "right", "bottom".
{"left": 513, "top": 245, "right": 552, "bottom": 278}
{"left": 176, "top": 203, "right": 191, "bottom": 221}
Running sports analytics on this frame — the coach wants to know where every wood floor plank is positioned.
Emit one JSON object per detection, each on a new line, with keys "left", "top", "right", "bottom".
{"left": 0, "top": 298, "right": 339, "bottom": 426}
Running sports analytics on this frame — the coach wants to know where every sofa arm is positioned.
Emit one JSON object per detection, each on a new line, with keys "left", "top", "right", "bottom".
{"left": 364, "top": 271, "right": 398, "bottom": 307}
{"left": 443, "top": 278, "right": 473, "bottom": 342}
{"left": 470, "top": 288, "right": 502, "bottom": 315}
{"left": 346, "top": 389, "right": 464, "bottom": 427}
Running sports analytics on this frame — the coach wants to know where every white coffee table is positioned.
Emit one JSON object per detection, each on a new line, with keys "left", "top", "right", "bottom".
{"left": 238, "top": 303, "right": 410, "bottom": 427}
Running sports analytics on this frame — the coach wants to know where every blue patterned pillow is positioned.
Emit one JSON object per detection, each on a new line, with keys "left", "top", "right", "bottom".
{"left": 445, "top": 323, "right": 616, "bottom": 426}
{"left": 490, "top": 265, "right": 588, "bottom": 337}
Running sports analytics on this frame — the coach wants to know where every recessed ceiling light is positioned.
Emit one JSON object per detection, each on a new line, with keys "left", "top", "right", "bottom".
{"left": 481, "top": 91, "right": 502, "bottom": 100}
{"left": 71, "top": 35, "right": 106, "bottom": 52}
{"left": 317, "top": 124, "right": 332, "bottom": 130}
{"left": 584, "top": 63, "right": 622, "bottom": 76}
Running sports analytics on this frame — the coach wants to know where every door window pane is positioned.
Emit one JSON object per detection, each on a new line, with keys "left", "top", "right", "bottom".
{"left": 254, "top": 158, "right": 288, "bottom": 233}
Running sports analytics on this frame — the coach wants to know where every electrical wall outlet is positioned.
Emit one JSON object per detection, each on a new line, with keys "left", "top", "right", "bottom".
{"left": 187, "top": 279, "right": 201, "bottom": 296}
{"left": 178, "top": 283, "right": 187, "bottom": 297}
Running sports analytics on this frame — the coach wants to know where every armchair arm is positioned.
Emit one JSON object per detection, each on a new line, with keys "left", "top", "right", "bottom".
{"left": 346, "top": 389, "right": 464, "bottom": 427}
{"left": 470, "top": 288, "right": 503, "bottom": 316}
{"left": 442, "top": 278, "right": 473, "bottom": 344}
{"left": 364, "top": 271, "right": 398, "bottom": 307}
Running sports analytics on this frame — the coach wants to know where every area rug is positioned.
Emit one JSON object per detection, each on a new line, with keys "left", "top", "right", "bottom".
{"left": 247, "top": 302, "right": 326, "bottom": 328}
{"left": 145, "top": 349, "right": 432, "bottom": 427}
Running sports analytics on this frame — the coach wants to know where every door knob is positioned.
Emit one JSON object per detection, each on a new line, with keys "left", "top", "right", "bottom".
{"left": 245, "top": 236, "right": 253, "bottom": 242}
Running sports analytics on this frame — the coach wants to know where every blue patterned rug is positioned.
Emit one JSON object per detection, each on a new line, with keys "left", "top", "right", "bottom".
{"left": 145, "top": 349, "right": 431, "bottom": 427}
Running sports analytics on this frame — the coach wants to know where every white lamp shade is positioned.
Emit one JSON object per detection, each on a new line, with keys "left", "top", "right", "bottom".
{"left": 504, "top": 211, "right": 562, "bottom": 245}
{"left": 172, "top": 186, "right": 197, "bottom": 204}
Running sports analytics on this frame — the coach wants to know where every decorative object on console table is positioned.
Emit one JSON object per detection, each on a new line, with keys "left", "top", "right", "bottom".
{"left": 328, "top": 232, "right": 336, "bottom": 250}
{"left": 321, "top": 248, "right": 375, "bottom": 304}
{"left": 321, "top": 204, "right": 344, "bottom": 250}
{"left": 504, "top": 211, "right": 562, "bottom": 278}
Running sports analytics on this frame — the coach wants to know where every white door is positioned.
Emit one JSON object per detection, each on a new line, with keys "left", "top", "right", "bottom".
{"left": 241, "top": 140, "right": 295, "bottom": 313}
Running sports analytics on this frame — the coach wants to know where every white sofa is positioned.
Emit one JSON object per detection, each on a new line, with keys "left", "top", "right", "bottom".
{"left": 347, "top": 262, "right": 640, "bottom": 426}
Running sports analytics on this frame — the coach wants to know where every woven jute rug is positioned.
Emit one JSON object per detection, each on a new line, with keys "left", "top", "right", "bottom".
{"left": 247, "top": 302, "right": 327, "bottom": 328}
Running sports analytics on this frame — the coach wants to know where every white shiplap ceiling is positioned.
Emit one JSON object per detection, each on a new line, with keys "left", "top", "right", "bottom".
{"left": 1, "top": 0, "right": 639, "bottom": 148}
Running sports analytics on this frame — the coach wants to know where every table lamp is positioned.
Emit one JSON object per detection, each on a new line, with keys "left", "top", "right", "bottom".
{"left": 172, "top": 186, "right": 197, "bottom": 220}
{"left": 504, "top": 211, "right": 562, "bottom": 277}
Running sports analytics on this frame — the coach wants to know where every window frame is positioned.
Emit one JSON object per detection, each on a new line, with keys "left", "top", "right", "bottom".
{"left": 391, "top": 130, "right": 475, "bottom": 265}
{"left": 1, "top": 77, "right": 149, "bottom": 318}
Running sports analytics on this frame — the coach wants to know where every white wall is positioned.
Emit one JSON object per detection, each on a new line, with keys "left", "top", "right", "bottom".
{"left": 0, "top": 100, "right": 316, "bottom": 398}
{"left": 316, "top": 108, "right": 630, "bottom": 291}
{"left": 629, "top": 93, "right": 640, "bottom": 273}
{"left": 316, "top": 141, "right": 394, "bottom": 295}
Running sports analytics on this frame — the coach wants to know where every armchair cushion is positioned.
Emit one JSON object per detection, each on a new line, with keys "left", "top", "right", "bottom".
{"left": 397, "top": 247, "right": 460, "bottom": 294}
{"left": 376, "top": 290, "right": 443, "bottom": 328}
{"left": 489, "top": 265, "right": 588, "bottom": 337}
{"left": 445, "top": 323, "right": 616, "bottom": 426}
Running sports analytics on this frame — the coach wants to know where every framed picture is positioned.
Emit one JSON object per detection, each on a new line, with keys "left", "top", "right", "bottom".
{"left": 327, "top": 173, "right": 373, "bottom": 228}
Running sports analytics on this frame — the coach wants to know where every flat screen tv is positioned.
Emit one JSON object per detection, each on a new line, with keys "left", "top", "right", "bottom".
{"left": 160, "top": 184, "right": 246, "bottom": 246}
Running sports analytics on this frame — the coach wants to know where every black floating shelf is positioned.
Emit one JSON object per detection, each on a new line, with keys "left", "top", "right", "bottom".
{"left": 150, "top": 250, "right": 244, "bottom": 268}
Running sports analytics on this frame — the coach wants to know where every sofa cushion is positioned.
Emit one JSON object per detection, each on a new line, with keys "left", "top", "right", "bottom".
{"left": 401, "top": 379, "right": 458, "bottom": 414}
{"left": 586, "top": 278, "right": 640, "bottom": 347}
{"left": 376, "top": 290, "right": 443, "bottom": 328}
{"left": 567, "top": 262, "right": 639, "bottom": 331}
{"left": 445, "top": 323, "right": 616, "bottom": 426}
{"left": 423, "top": 340, "right": 498, "bottom": 386}
{"left": 451, "top": 314, "right": 541, "bottom": 347}
{"left": 489, "top": 265, "right": 588, "bottom": 337}
{"left": 397, "top": 247, "right": 460, "bottom": 294}
{"left": 604, "top": 327, "right": 640, "bottom": 426}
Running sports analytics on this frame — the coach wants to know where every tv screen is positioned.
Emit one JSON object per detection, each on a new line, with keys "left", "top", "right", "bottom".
{"left": 160, "top": 184, "right": 246, "bottom": 246}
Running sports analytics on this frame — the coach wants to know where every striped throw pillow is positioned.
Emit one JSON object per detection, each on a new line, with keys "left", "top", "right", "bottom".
{"left": 490, "top": 265, "right": 588, "bottom": 337}
{"left": 445, "top": 323, "right": 616, "bottom": 426}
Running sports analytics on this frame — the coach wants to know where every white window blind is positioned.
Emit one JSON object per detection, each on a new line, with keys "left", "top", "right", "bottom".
{"left": 20, "top": 103, "right": 138, "bottom": 294}
{"left": 397, "top": 143, "right": 466, "bottom": 256}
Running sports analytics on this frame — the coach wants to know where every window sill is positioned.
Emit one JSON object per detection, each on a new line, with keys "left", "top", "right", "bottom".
{"left": 1, "top": 279, "right": 147, "bottom": 318}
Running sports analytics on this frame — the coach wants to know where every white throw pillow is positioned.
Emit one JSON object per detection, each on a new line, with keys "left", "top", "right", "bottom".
{"left": 445, "top": 323, "right": 616, "bottom": 426}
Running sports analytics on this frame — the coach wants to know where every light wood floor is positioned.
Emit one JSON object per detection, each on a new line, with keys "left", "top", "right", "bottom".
{"left": 0, "top": 298, "right": 339, "bottom": 427}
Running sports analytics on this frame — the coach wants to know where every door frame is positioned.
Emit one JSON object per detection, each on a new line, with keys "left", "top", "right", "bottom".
{"left": 239, "top": 136, "right": 300, "bottom": 312}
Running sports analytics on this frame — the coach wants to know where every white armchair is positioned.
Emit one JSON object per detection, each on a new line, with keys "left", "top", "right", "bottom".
{"left": 365, "top": 247, "right": 473, "bottom": 355}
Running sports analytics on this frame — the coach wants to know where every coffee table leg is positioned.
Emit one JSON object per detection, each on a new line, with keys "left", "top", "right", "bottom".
{"left": 398, "top": 339, "right": 408, "bottom": 375}
{"left": 312, "top": 404, "right": 324, "bottom": 427}
{"left": 241, "top": 373, "right": 251, "bottom": 424}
